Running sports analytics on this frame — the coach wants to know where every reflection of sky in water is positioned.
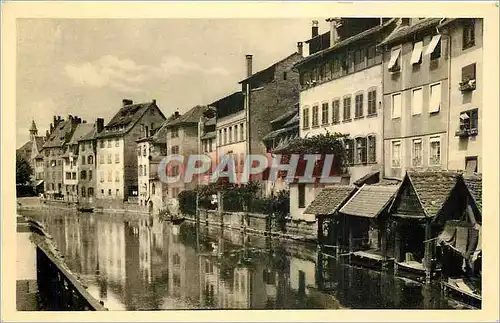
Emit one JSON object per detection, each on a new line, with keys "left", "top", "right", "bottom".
{"left": 19, "top": 208, "right": 456, "bottom": 310}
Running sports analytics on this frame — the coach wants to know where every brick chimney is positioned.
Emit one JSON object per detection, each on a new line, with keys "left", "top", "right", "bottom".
{"left": 297, "top": 42, "right": 303, "bottom": 56}
{"left": 122, "top": 99, "right": 133, "bottom": 107}
{"left": 152, "top": 99, "right": 156, "bottom": 105}
{"left": 50, "top": 123, "right": 54, "bottom": 133}
{"left": 53, "top": 116, "right": 57, "bottom": 127}
{"left": 245, "top": 54, "right": 253, "bottom": 78}
{"left": 174, "top": 111, "right": 180, "bottom": 118}
{"left": 312, "top": 20, "right": 319, "bottom": 38}
{"left": 46, "top": 130, "right": 50, "bottom": 138}
{"left": 96, "top": 118, "right": 104, "bottom": 133}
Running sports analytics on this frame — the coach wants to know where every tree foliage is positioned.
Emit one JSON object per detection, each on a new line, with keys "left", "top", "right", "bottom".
{"left": 16, "top": 153, "right": 33, "bottom": 185}
{"left": 274, "top": 131, "right": 350, "bottom": 176}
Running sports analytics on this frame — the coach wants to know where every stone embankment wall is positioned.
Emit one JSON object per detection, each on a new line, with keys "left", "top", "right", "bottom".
{"left": 187, "top": 209, "right": 318, "bottom": 243}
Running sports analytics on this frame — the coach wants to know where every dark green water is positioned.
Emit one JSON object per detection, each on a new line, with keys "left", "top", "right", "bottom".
{"left": 19, "top": 207, "right": 458, "bottom": 310}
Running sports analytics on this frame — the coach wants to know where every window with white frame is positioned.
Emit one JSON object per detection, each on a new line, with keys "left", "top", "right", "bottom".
{"left": 392, "top": 93, "right": 402, "bottom": 119}
{"left": 412, "top": 138, "right": 423, "bottom": 167}
{"left": 312, "top": 105, "right": 319, "bottom": 127}
{"left": 391, "top": 141, "right": 401, "bottom": 168}
{"left": 412, "top": 88, "right": 423, "bottom": 115}
{"left": 355, "top": 137, "right": 367, "bottom": 164}
{"left": 321, "top": 103, "right": 329, "bottom": 125}
{"left": 429, "top": 136, "right": 441, "bottom": 165}
{"left": 302, "top": 107, "right": 310, "bottom": 129}
{"left": 429, "top": 83, "right": 441, "bottom": 113}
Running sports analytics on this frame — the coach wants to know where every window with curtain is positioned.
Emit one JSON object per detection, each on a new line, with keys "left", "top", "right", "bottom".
{"left": 391, "top": 141, "right": 401, "bottom": 168}
{"left": 355, "top": 137, "right": 367, "bottom": 164}
{"left": 302, "top": 107, "right": 310, "bottom": 129}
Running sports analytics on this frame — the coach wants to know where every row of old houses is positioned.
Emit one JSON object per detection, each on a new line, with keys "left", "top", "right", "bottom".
{"left": 17, "top": 17, "right": 482, "bottom": 213}
{"left": 17, "top": 17, "right": 482, "bottom": 293}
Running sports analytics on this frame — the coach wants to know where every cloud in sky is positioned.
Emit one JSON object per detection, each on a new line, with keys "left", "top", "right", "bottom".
{"left": 64, "top": 54, "right": 229, "bottom": 92}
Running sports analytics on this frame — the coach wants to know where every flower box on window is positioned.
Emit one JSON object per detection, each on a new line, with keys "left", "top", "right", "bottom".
{"left": 455, "top": 128, "right": 470, "bottom": 138}
{"left": 468, "top": 128, "right": 478, "bottom": 136}
{"left": 459, "top": 79, "right": 476, "bottom": 92}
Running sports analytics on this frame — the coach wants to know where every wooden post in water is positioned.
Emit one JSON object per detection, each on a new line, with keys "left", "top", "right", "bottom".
{"left": 423, "top": 220, "right": 433, "bottom": 283}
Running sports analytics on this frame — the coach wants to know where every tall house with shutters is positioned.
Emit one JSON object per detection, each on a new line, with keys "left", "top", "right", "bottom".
{"left": 438, "top": 18, "right": 483, "bottom": 174}
{"left": 95, "top": 99, "right": 166, "bottom": 202}
{"left": 380, "top": 18, "right": 450, "bottom": 179}
{"left": 291, "top": 18, "right": 397, "bottom": 221}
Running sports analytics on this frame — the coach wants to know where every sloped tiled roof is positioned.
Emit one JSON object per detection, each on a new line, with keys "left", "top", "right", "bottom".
{"left": 339, "top": 184, "right": 399, "bottom": 218}
{"left": 407, "top": 171, "right": 462, "bottom": 218}
{"left": 201, "top": 131, "right": 216, "bottom": 140}
{"left": 304, "top": 185, "right": 356, "bottom": 215}
{"left": 378, "top": 18, "right": 442, "bottom": 46}
{"left": 262, "top": 124, "right": 298, "bottom": 141}
{"left": 69, "top": 123, "right": 94, "bottom": 145}
{"left": 271, "top": 107, "right": 299, "bottom": 125}
{"left": 97, "top": 101, "right": 163, "bottom": 139}
{"left": 43, "top": 119, "right": 75, "bottom": 148}
{"left": 34, "top": 137, "right": 45, "bottom": 151}
{"left": 283, "top": 113, "right": 299, "bottom": 127}
{"left": 165, "top": 105, "right": 206, "bottom": 128}
{"left": 464, "top": 174, "right": 482, "bottom": 212}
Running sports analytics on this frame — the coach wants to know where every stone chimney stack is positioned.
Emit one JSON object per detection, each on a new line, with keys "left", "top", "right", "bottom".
{"left": 122, "top": 99, "right": 133, "bottom": 107}
{"left": 96, "top": 118, "right": 105, "bottom": 133}
{"left": 312, "top": 20, "right": 319, "bottom": 38}
{"left": 327, "top": 18, "right": 342, "bottom": 46}
{"left": 245, "top": 54, "right": 253, "bottom": 78}
{"left": 297, "top": 42, "right": 303, "bottom": 56}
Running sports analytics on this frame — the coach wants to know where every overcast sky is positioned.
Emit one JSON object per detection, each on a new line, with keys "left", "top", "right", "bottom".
{"left": 16, "top": 18, "right": 329, "bottom": 147}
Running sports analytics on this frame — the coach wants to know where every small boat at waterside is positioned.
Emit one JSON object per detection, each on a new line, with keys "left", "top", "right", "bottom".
{"left": 158, "top": 209, "right": 185, "bottom": 224}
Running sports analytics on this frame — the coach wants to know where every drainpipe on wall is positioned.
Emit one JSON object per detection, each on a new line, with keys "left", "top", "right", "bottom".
{"left": 437, "top": 19, "right": 452, "bottom": 170}
{"left": 381, "top": 44, "right": 386, "bottom": 179}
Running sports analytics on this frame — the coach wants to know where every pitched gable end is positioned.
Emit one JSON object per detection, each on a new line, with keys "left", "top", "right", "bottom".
{"left": 390, "top": 177, "right": 426, "bottom": 219}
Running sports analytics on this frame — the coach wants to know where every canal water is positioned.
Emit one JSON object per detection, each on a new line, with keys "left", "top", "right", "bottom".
{"left": 18, "top": 207, "right": 459, "bottom": 310}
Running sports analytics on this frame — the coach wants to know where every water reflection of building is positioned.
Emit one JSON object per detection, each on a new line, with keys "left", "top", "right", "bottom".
{"left": 139, "top": 218, "right": 152, "bottom": 284}
{"left": 163, "top": 224, "right": 200, "bottom": 307}
{"left": 97, "top": 219, "right": 126, "bottom": 286}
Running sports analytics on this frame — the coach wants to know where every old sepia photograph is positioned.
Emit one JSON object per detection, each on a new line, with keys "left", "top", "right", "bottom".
{"left": 4, "top": 1, "right": 499, "bottom": 320}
